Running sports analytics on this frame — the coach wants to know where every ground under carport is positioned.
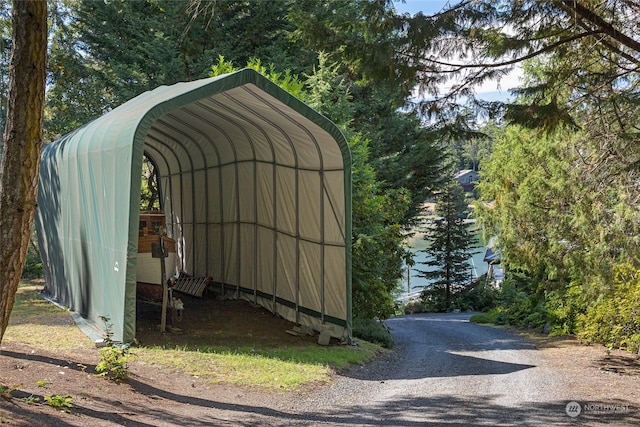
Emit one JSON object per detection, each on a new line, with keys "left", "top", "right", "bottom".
{"left": 135, "top": 288, "right": 319, "bottom": 349}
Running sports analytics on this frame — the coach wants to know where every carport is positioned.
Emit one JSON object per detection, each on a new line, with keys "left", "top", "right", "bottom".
{"left": 36, "top": 69, "right": 352, "bottom": 343}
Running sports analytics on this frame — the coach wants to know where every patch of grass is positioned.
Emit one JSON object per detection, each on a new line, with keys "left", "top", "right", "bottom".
{"left": 470, "top": 312, "right": 499, "bottom": 324}
{"left": 136, "top": 347, "right": 330, "bottom": 390}
{"left": 4, "top": 324, "right": 93, "bottom": 350}
{"left": 7, "top": 281, "right": 385, "bottom": 392}
{"left": 252, "top": 340, "right": 382, "bottom": 369}
{"left": 135, "top": 340, "right": 381, "bottom": 391}
{"left": 4, "top": 283, "right": 94, "bottom": 350}
{"left": 9, "top": 284, "right": 66, "bottom": 320}
{"left": 22, "top": 395, "right": 41, "bottom": 405}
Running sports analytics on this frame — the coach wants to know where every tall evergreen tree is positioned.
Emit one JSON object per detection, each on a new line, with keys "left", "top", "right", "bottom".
{"left": 46, "top": 0, "right": 316, "bottom": 131}
{"left": 388, "top": 1, "right": 640, "bottom": 122}
{"left": 418, "top": 179, "right": 477, "bottom": 311}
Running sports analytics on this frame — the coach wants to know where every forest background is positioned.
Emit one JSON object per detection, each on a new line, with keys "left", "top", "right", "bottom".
{"left": 2, "top": 0, "right": 640, "bottom": 352}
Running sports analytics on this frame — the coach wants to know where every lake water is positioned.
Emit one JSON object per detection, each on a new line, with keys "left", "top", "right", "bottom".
{"left": 399, "top": 225, "right": 488, "bottom": 301}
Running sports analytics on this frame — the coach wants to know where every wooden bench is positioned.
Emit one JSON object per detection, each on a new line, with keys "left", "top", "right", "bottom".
{"left": 171, "top": 276, "right": 212, "bottom": 297}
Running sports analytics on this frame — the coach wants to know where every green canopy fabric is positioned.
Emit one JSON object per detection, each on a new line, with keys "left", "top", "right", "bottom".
{"left": 36, "top": 69, "right": 352, "bottom": 343}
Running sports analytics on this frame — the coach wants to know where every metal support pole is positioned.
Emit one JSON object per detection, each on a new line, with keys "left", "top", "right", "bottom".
{"left": 158, "top": 231, "right": 168, "bottom": 332}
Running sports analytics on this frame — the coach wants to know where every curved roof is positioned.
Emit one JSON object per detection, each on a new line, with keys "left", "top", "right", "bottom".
{"left": 37, "top": 69, "right": 352, "bottom": 342}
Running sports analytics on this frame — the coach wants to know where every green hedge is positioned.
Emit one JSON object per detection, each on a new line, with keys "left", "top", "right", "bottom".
{"left": 352, "top": 318, "right": 394, "bottom": 349}
{"left": 577, "top": 263, "right": 640, "bottom": 353}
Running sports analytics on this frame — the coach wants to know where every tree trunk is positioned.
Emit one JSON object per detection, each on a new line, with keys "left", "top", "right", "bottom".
{"left": 0, "top": 0, "right": 47, "bottom": 345}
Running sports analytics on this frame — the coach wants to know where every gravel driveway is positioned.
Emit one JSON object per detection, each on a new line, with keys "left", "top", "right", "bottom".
{"left": 222, "top": 312, "right": 639, "bottom": 426}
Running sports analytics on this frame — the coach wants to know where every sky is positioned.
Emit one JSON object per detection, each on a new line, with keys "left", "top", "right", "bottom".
{"left": 393, "top": 0, "right": 452, "bottom": 15}
{"left": 393, "top": 1, "right": 523, "bottom": 102}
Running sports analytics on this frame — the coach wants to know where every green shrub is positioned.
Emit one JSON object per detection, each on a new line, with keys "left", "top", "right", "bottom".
{"left": 454, "top": 280, "right": 499, "bottom": 312}
{"left": 477, "top": 266, "right": 640, "bottom": 344}
{"left": 352, "top": 318, "right": 394, "bottom": 349}
{"left": 22, "top": 240, "right": 43, "bottom": 279}
{"left": 471, "top": 273, "right": 570, "bottom": 333}
{"left": 544, "top": 286, "right": 582, "bottom": 335}
{"left": 469, "top": 312, "right": 499, "bottom": 324}
{"left": 577, "top": 263, "right": 640, "bottom": 353}
{"left": 419, "top": 287, "right": 449, "bottom": 312}
{"left": 95, "top": 316, "right": 134, "bottom": 381}
{"left": 44, "top": 394, "right": 73, "bottom": 412}
{"left": 419, "top": 277, "right": 500, "bottom": 314}
{"left": 491, "top": 273, "right": 549, "bottom": 329}
{"left": 96, "top": 345, "right": 133, "bottom": 381}
{"left": 403, "top": 300, "right": 426, "bottom": 314}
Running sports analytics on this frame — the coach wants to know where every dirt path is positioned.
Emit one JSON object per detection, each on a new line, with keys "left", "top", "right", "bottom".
{"left": 2, "top": 312, "right": 640, "bottom": 426}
